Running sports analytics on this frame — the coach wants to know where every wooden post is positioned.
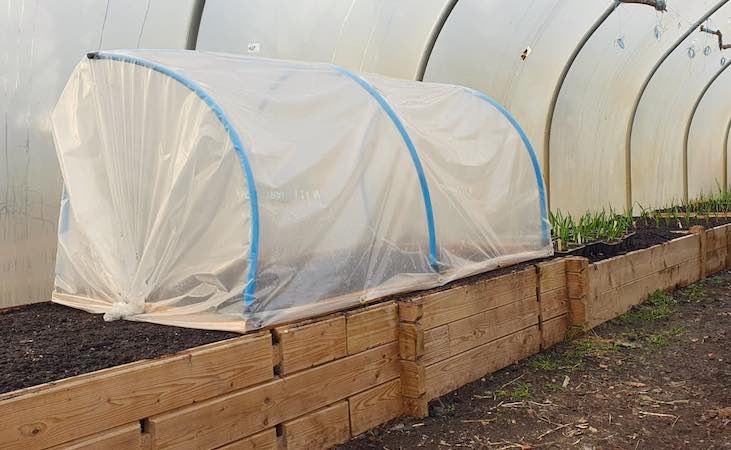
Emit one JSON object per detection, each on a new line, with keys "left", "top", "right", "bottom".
{"left": 690, "top": 225, "right": 707, "bottom": 279}
{"left": 565, "top": 257, "right": 590, "bottom": 329}
{"left": 397, "top": 299, "right": 428, "bottom": 418}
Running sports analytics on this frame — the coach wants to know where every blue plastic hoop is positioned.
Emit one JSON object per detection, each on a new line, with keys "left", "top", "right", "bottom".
{"left": 90, "top": 51, "right": 261, "bottom": 305}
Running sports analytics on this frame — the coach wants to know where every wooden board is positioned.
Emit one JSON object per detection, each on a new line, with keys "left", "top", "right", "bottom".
{"left": 566, "top": 257, "right": 589, "bottom": 327}
{"left": 419, "top": 268, "right": 536, "bottom": 330}
{"left": 422, "top": 325, "right": 450, "bottom": 366}
{"left": 217, "top": 429, "right": 278, "bottom": 450}
{"left": 400, "top": 361, "right": 425, "bottom": 399}
{"left": 587, "top": 257, "right": 700, "bottom": 328}
{"left": 425, "top": 326, "right": 540, "bottom": 400}
{"left": 0, "top": 333, "right": 274, "bottom": 450}
{"left": 347, "top": 302, "right": 398, "bottom": 355}
{"left": 147, "top": 342, "right": 400, "bottom": 450}
{"left": 706, "top": 243, "right": 728, "bottom": 275}
{"left": 537, "top": 259, "right": 567, "bottom": 293}
{"left": 539, "top": 286, "right": 569, "bottom": 321}
{"left": 282, "top": 402, "right": 351, "bottom": 450}
{"left": 447, "top": 296, "right": 538, "bottom": 356}
{"left": 398, "top": 322, "right": 424, "bottom": 361}
{"left": 662, "top": 234, "right": 700, "bottom": 269}
{"left": 348, "top": 379, "right": 402, "bottom": 436}
{"left": 541, "top": 314, "right": 569, "bottom": 350}
{"left": 47, "top": 423, "right": 141, "bottom": 450}
{"left": 275, "top": 316, "right": 347, "bottom": 374}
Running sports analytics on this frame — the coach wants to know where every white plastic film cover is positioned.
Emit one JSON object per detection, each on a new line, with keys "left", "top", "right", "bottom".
{"left": 687, "top": 64, "right": 731, "bottom": 198}
{"left": 196, "top": 0, "right": 455, "bottom": 81}
{"left": 632, "top": 8, "right": 731, "bottom": 209}
{"left": 51, "top": 50, "right": 551, "bottom": 332}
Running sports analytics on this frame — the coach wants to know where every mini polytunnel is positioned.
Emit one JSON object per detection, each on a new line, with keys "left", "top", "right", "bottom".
{"left": 51, "top": 50, "right": 551, "bottom": 332}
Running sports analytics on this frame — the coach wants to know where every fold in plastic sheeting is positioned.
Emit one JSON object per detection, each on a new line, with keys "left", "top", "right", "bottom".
{"left": 51, "top": 50, "right": 551, "bottom": 333}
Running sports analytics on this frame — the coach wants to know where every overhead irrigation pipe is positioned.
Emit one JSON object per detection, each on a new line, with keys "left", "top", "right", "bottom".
{"left": 700, "top": 25, "right": 731, "bottom": 50}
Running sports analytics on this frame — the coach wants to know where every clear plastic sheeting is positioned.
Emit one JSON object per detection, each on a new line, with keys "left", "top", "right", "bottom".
{"left": 50, "top": 50, "right": 551, "bottom": 332}
{"left": 424, "top": 0, "right": 610, "bottom": 188}
{"left": 687, "top": 64, "right": 731, "bottom": 199}
{"left": 0, "top": 0, "right": 202, "bottom": 309}
{"left": 632, "top": 4, "right": 731, "bottom": 208}
{"left": 196, "top": 0, "right": 456, "bottom": 80}
{"left": 551, "top": 0, "right": 719, "bottom": 215}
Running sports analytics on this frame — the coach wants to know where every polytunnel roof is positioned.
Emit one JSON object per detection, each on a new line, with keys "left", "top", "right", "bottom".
{"left": 196, "top": 0, "right": 458, "bottom": 80}
{"left": 51, "top": 49, "right": 551, "bottom": 331}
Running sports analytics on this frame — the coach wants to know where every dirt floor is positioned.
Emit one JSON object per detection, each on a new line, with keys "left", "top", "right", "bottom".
{"left": 339, "top": 271, "right": 731, "bottom": 450}
{"left": 0, "top": 302, "right": 238, "bottom": 395}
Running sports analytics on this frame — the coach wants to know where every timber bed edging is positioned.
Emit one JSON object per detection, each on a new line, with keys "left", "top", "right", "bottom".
{"left": 1, "top": 224, "right": 728, "bottom": 449}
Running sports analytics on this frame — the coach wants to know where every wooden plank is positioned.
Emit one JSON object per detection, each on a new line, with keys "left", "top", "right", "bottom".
{"left": 47, "top": 423, "right": 141, "bottom": 450}
{"left": 706, "top": 246, "right": 727, "bottom": 275}
{"left": 398, "top": 322, "right": 424, "bottom": 361}
{"left": 653, "top": 212, "right": 731, "bottom": 218}
{"left": 537, "top": 259, "right": 567, "bottom": 293}
{"left": 347, "top": 302, "right": 398, "bottom": 354}
{"left": 282, "top": 402, "right": 351, "bottom": 450}
{"left": 448, "top": 296, "right": 538, "bottom": 356}
{"left": 661, "top": 258, "right": 701, "bottom": 290}
{"left": 691, "top": 226, "right": 707, "bottom": 279}
{"left": 147, "top": 342, "right": 399, "bottom": 450}
{"left": 0, "top": 333, "right": 274, "bottom": 450}
{"left": 541, "top": 314, "right": 569, "bottom": 350}
{"left": 274, "top": 316, "right": 346, "bottom": 375}
{"left": 400, "top": 360, "right": 425, "bottom": 398}
{"left": 539, "top": 286, "right": 569, "bottom": 321}
{"left": 705, "top": 225, "right": 728, "bottom": 251}
{"left": 217, "top": 429, "right": 278, "bottom": 450}
{"left": 420, "top": 268, "right": 536, "bottom": 330}
{"left": 422, "top": 325, "right": 450, "bottom": 366}
{"left": 398, "top": 300, "right": 423, "bottom": 323}
{"left": 402, "top": 396, "right": 429, "bottom": 418}
{"left": 425, "top": 326, "right": 540, "bottom": 400}
{"left": 590, "top": 244, "right": 665, "bottom": 296}
{"left": 662, "top": 233, "right": 700, "bottom": 268}
{"left": 348, "top": 379, "right": 402, "bottom": 436}
{"left": 565, "top": 257, "right": 589, "bottom": 327}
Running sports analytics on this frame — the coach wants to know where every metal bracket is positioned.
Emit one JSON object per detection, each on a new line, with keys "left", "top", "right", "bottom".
{"left": 700, "top": 25, "right": 731, "bottom": 50}
{"left": 618, "top": 0, "right": 667, "bottom": 12}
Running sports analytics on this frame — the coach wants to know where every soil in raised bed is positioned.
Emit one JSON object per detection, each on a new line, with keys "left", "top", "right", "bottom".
{"left": 338, "top": 269, "right": 731, "bottom": 450}
{"left": 3, "top": 218, "right": 729, "bottom": 396}
{"left": 0, "top": 302, "right": 238, "bottom": 395}
{"left": 562, "top": 216, "right": 731, "bottom": 263}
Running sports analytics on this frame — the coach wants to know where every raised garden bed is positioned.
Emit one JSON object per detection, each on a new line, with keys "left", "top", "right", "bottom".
{"left": 2, "top": 223, "right": 730, "bottom": 449}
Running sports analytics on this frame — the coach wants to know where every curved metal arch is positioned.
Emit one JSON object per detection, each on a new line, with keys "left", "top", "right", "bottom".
{"left": 89, "top": 51, "right": 261, "bottom": 305}
{"left": 333, "top": 66, "right": 440, "bottom": 269}
{"left": 724, "top": 116, "right": 731, "bottom": 191}
{"left": 465, "top": 88, "right": 551, "bottom": 248}
{"left": 543, "top": 2, "right": 616, "bottom": 207}
{"left": 415, "top": 0, "right": 459, "bottom": 81}
{"left": 683, "top": 61, "right": 731, "bottom": 202}
{"left": 626, "top": 0, "right": 729, "bottom": 206}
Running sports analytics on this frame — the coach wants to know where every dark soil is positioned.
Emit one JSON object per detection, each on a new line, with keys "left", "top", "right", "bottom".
{"left": 0, "top": 302, "right": 238, "bottom": 395}
{"left": 338, "top": 271, "right": 731, "bottom": 450}
{"left": 560, "top": 217, "right": 731, "bottom": 263}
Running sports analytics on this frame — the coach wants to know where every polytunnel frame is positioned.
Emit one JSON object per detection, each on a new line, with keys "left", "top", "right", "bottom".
{"left": 544, "top": 0, "right": 727, "bottom": 210}
{"left": 725, "top": 118, "right": 731, "bottom": 190}
{"left": 82, "top": 51, "right": 550, "bottom": 308}
{"left": 683, "top": 61, "right": 731, "bottom": 202}
{"left": 627, "top": 0, "right": 729, "bottom": 206}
